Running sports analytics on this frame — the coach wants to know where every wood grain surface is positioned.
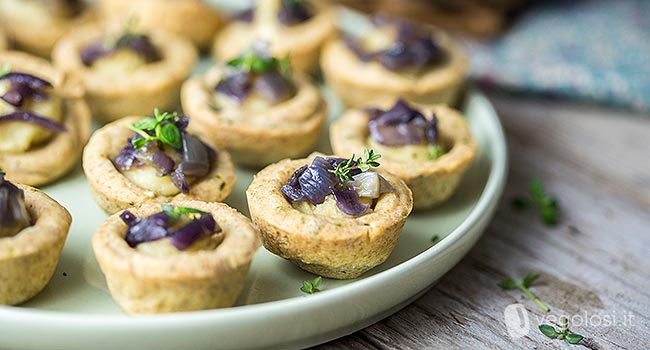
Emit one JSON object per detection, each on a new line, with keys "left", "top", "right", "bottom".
{"left": 315, "top": 91, "right": 650, "bottom": 350}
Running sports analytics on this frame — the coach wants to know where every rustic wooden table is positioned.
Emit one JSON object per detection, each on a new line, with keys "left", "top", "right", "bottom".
{"left": 316, "top": 90, "right": 650, "bottom": 350}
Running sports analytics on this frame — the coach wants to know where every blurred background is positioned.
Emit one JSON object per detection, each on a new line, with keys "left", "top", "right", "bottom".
{"left": 335, "top": 0, "right": 650, "bottom": 114}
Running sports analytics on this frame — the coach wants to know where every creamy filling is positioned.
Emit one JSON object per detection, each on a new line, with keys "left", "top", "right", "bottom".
{"left": 120, "top": 145, "right": 198, "bottom": 196}
{"left": 90, "top": 49, "right": 148, "bottom": 76}
{"left": 212, "top": 90, "right": 274, "bottom": 113}
{"left": 136, "top": 232, "right": 224, "bottom": 257}
{"left": 0, "top": 81, "right": 63, "bottom": 153}
{"left": 292, "top": 194, "right": 374, "bottom": 218}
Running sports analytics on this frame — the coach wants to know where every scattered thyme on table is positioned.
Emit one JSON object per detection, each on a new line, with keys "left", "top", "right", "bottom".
{"left": 498, "top": 273, "right": 550, "bottom": 312}
{"left": 512, "top": 179, "right": 558, "bottom": 226}
{"left": 539, "top": 316, "right": 584, "bottom": 345}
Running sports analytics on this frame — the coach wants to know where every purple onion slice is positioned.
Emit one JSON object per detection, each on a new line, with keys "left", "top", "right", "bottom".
{"left": 0, "top": 172, "right": 31, "bottom": 237}
{"left": 332, "top": 187, "right": 370, "bottom": 216}
{"left": 254, "top": 71, "right": 295, "bottom": 103}
{"left": 278, "top": 0, "right": 312, "bottom": 25}
{"left": 297, "top": 157, "right": 337, "bottom": 205}
{"left": 113, "top": 140, "right": 141, "bottom": 171}
{"left": 214, "top": 72, "right": 253, "bottom": 103}
{"left": 233, "top": 8, "right": 254, "bottom": 22}
{"left": 122, "top": 210, "right": 172, "bottom": 248}
{"left": 178, "top": 134, "right": 210, "bottom": 177}
{"left": 80, "top": 43, "right": 111, "bottom": 66}
{"left": 281, "top": 164, "right": 308, "bottom": 201}
{"left": 151, "top": 151, "right": 174, "bottom": 175}
{"left": 169, "top": 213, "right": 220, "bottom": 250}
{"left": 0, "top": 111, "right": 67, "bottom": 132}
{"left": 367, "top": 99, "right": 437, "bottom": 146}
{"left": 171, "top": 167, "right": 190, "bottom": 194}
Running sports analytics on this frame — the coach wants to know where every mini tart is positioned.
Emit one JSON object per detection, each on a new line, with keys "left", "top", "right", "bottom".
{"left": 321, "top": 29, "right": 469, "bottom": 108}
{"left": 83, "top": 116, "right": 236, "bottom": 214}
{"left": 92, "top": 200, "right": 260, "bottom": 314}
{"left": 247, "top": 153, "right": 413, "bottom": 279}
{"left": 0, "top": 51, "right": 91, "bottom": 186}
{"left": 213, "top": 1, "right": 336, "bottom": 74}
{"left": 98, "top": 0, "right": 222, "bottom": 50}
{"left": 182, "top": 66, "right": 327, "bottom": 168}
{"left": 330, "top": 104, "right": 477, "bottom": 209}
{"left": 52, "top": 24, "right": 197, "bottom": 123}
{"left": 0, "top": 0, "right": 94, "bottom": 57}
{"left": 0, "top": 184, "right": 72, "bottom": 305}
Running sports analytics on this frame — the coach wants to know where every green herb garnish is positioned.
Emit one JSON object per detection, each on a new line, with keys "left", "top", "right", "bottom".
{"left": 431, "top": 235, "right": 440, "bottom": 244}
{"left": 227, "top": 51, "right": 292, "bottom": 78}
{"left": 330, "top": 148, "right": 381, "bottom": 182}
{"left": 129, "top": 108, "right": 182, "bottom": 149}
{"left": 300, "top": 276, "right": 322, "bottom": 294}
{"left": 427, "top": 144, "right": 443, "bottom": 160}
{"left": 0, "top": 64, "right": 11, "bottom": 78}
{"left": 512, "top": 179, "right": 558, "bottom": 226}
{"left": 539, "top": 317, "right": 584, "bottom": 345}
{"left": 162, "top": 204, "right": 206, "bottom": 221}
{"left": 498, "top": 273, "right": 550, "bottom": 312}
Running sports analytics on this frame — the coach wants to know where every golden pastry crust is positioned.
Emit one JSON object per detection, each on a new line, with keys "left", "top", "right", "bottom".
{"left": 181, "top": 66, "right": 327, "bottom": 168}
{"left": 98, "top": 0, "right": 222, "bottom": 50}
{"left": 0, "top": 28, "right": 8, "bottom": 51}
{"left": 0, "top": 0, "right": 94, "bottom": 57}
{"left": 0, "top": 184, "right": 72, "bottom": 305}
{"left": 330, "top": 104, "right": 477, "bottom": 209}
{"left": 0, "top": 51, "right": 91, "bottom": 186}
{"left": 321, "top": 29, "right": 469, "bottom": 108}
{"left": 212, "top": 3, "right": 336, "bottom": 73}
{"left": 246, "top": 153, "right": 413, "bottom": 279}
{"left": 83, "top": 116, "right": 236, "bottom": 214}
{"left": 52, "top": 24, "right": 198, "bottom": 123}
{"left": 92, "top": 200, "right": 260, "bottom": 314}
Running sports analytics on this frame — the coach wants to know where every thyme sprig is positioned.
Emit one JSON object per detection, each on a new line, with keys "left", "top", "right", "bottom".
{"left": 0, "top": 64, "right": 11, "bottom": 78}
{"left": 129, "top": 108, "right": 182, "bottom": 149}
{"left": 498, "top": 273, "right": 551, "bottom": 312}
{"left": 227, "top": 50, "right": 292, "bottom": 78}
{"left": 539, "top": 317, "right": 584, "bottom": 345}
{"left": 512, "top": 179, "right": 558, "bottom": 226}
{"left": 300, "top": 276, "right": 322, "bottom": 294}
{"left": 330, "top": 148, "right": 381, "bottom": 182}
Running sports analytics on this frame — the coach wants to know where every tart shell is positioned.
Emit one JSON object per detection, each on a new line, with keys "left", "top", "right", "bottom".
{"left": 321, "top": 29, "right": 469, "bottom": 108}
{"left": 246, "top": 153, "right": 413, "bottom": 279}
{"left": 0, "top": 51, "right": 91, "bottom": 186}
{"left": 98, "top": 0, "right": 222, "bottom": 51}
{"left": 182, "top": 71, "right": 327, "bottom": 168}
{"left": 330, "top": 104, "right": 477, "bottom": 209}
{"left": 0, "top": 28, "right": 8, "bottom": 51}
{"left": 0, "top": 0, "right": 94, "bottom": 57}
{"left": 52, "top": 24, "right": 197, "bottom": 123}
{"left": 0, "top": 184, "right": 72, "bottom": 305}
{"left": 83, "top": 116, "right": 236, "bottom": 214}
{"left": 92, "top": 200, "right": 260, "bottom": 314}
{"left": 212, "top": 6, "right": 336, "bottom": 74}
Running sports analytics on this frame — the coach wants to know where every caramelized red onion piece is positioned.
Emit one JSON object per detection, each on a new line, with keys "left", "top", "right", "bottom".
{"left": 121, "top": 210, "right": 171, "bottom": 248}
{"left": 297, "top": 156, "right": 338, "bottom": 205}
{"left": 151, "top": 151, "right": 174, "bottom": 175}
{"left": 121, "top": 208, "right": 220, "bottom": 250}
{"left": 169, "top": 213, "right": 220, "bottom": 250}
{"left": 254, "top": 71, "right": 294, "bottom": 103}
{"left": 367, "top": 99, "right": 437, "bottom": 146}
{"left": 179, "top": 134, "right": 211, "bottom": 177}
{"left": 0, "top": 111, "right": 67, "bottom": 132}
{"left": 280, "top": 165, "right": 308, "bottom": 201}
{"left": 332, "top": 187, "right": 369, "bottom": 217}
{"left": 1, "top": 72, "right": 53, "bottom": 107}
{"left": 278, "top": 0, "right": 312, "bottom": 25}
{"left": 214, "top": 72, "right": 252, "bottom": 103}
{"left": 0, "top": 173, "right": 31, "bottom": 238}
{"left": 81, "top": 34, "right": 161, "bottom": 66}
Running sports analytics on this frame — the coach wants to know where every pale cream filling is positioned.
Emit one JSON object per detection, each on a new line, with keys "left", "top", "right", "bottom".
{"left": 292, "top": 194, "right": 374, "bottom": 218}
{"left": 0, "top": 81, "right": 63, "bottom": 153}
{"left": 136, "top": 231, "right": 224, "bottom": 257}
{"left": 90, "top": 49, "right": 148, "bottom": 76}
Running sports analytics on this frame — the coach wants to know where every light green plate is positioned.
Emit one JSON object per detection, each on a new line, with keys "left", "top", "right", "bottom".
{"left": 0, "top": 86, "right": 507, "bottom": 349}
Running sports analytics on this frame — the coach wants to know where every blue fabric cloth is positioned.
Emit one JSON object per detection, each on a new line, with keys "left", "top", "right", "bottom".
{"left": 468, "top": 0, "right": 650, "bottom": 112}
